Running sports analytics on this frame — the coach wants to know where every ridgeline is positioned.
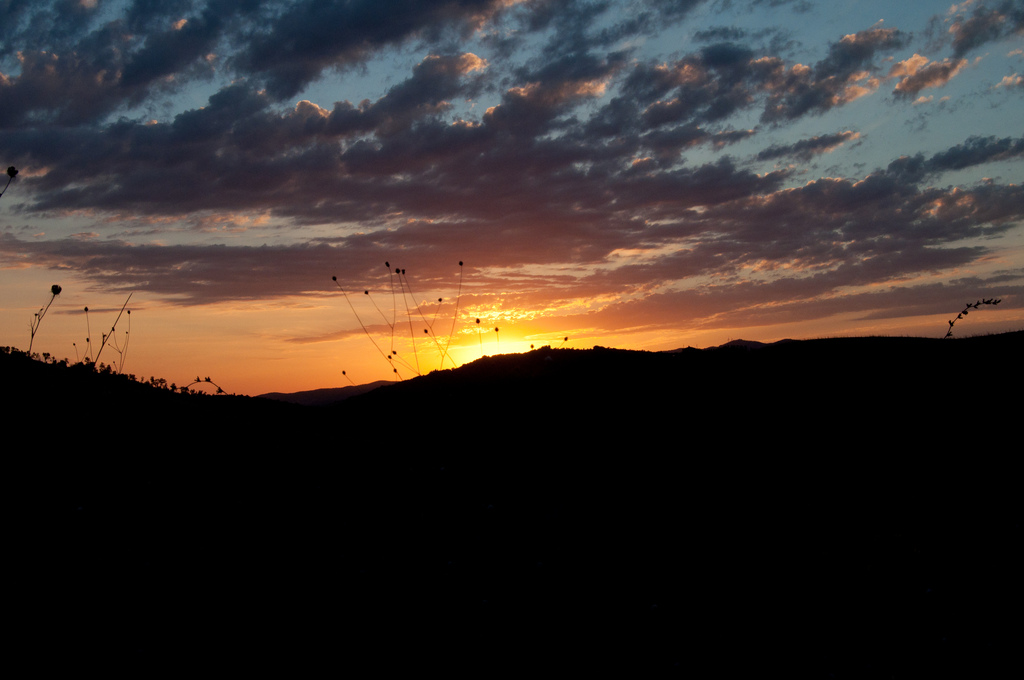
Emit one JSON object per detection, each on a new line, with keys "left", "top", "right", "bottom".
{"left": 9, "top": 332, "right": 1020, "bottom": 674}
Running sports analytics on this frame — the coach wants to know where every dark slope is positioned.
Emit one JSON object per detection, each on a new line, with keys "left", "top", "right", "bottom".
{"left": 8, "top": 332, "right": 1020, "bottom": 675}
{"left": 259, "top": 379, "right": 392, "bottom": 405}
{"left": 337, "top": 330, "right": 1019, "bottom": 453}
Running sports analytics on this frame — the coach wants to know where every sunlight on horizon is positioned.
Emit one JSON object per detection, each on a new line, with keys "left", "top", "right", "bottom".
{"left": 3, "top": 276, "right": 1020, "bottom": 395}
{"left": 2, "top": 1, "right": 1020, "bottom": 395}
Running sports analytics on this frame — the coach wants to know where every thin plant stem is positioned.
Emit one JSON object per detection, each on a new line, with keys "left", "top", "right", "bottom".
{"left": 401, "top": 270, "right": 455, "bottom": 369}
{"left": 334, "top": 276, "right": 404, "bottom": 379}
{"left": 441, "top": 261, "right": 464, "bottom": 368}
{"left": 84, "top": 307, "right": 93, "bottom": 361}
{"left": 0, "top": 166, "right": 16, "bottom": 201}
{"left": 943, "top": 298, "right": 1002, "bottom": 338}
{"left": 94, "top": 293, "right": 132, "bottom": 364}
{"left": 107, "top": 311, "right": 131, "bottom": 373}
{"left": 185, "top": 376, "right": 226, "bottom": 394}
{"left": 396, "top": 269, "right": 421, "bottom": 375}
{"left": 121, "top": 311, "right": 131, "bottom": 370}
{"left": 365, "top": 289, "right": 393, "bottom": 329}
{"left": 28, "top": 284, "right": 62, "bottom": 353}
{"left": 386, "top": 263, "right": 398, "bottom": 358}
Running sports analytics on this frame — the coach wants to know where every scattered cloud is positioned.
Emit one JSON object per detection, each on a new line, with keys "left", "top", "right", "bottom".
{"left": 756, "top": 130, "right": 861, "bottom": 161}
{"left": 946, "top": 0, "right": 1024, "bottom": 57}
{"left": 891, "top": 55, "right": 968, "bottom": 98}
{"left": 1, "top": 1, "right": 1020, "bottom": 382}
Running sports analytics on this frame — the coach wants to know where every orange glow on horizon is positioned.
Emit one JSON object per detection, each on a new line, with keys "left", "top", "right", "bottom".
{"left": 3, "top": 268, "right": 1020, "bottom": 397}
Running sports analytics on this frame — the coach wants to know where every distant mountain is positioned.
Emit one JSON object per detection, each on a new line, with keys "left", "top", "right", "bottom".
{"left": 258, "top": 379, "right": 391, "bottom": 406}
{"left": 663, "top": 337, "right": 795, "bottom": 352}
{"left": 712, "top": 337, "right": 795, "bottom": 349}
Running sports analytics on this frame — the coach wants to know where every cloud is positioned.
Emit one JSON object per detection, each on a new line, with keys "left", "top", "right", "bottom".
{"left": 0, "top": 46, "right": 129, "bottom": 126}
{"left": 924, "top": 135, "right": 1024, "bottom": 172}
{"left": 0, "top": 0, "right": 101, "bottom": 62}
{"left": 482, "top": 50, "right": 624, "bottom": 135}
{"left": 947, "top": 0, "right": 1024, "bottom": 57}
{"left": 0, "top": 234, "right": 365, "bottom": 305}
{"left": 0, "top": 1, "right": 271, "bottom": 126}
{"left": 1, "top": 1, "right": 1020, "bottom": 351}
{"left": 589, "top": 24, "right": 910, "bottom": 137}
{"left": 759, "top": 24, "right": 908, "bottom": 121}
{"left": 994, "top": 73, "right": 1023, "bottom": 89}
{"left": 230, "top": 0, "right": 517, "bottom": 100}
{"left": 4, "top": 135, "right": 1021, "bottom": 317}
{"left": 756, "top": 130, "right": 861, "bottom": 161}
{"left": 891, "top": 56, "right": 968, "bottom": 98}
{"left": 117, "top": 8, "right": 223, "bottom": 89}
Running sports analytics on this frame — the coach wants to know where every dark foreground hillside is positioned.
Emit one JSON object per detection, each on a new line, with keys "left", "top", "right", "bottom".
{"left": 8, "top": 332, "right": 1020, "bottom": 675}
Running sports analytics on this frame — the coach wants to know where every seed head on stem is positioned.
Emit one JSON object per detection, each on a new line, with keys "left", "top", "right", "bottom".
{"left": 28, "top": 283, "right": 62, "bottom": 353}
{"left": 0, "top": 166, "right": 17, "bottom": 201}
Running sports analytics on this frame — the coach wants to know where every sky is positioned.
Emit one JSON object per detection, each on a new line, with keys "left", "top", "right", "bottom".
{"left": 1, "top": 0, "right": 1022, "bottom": 395}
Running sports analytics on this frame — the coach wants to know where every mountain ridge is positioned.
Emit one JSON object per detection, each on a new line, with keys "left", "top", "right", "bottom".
{"left": 10, "top": 331, "right": 1019, "bottom": 674}
{"left": 254, "top": 330, "right": 1019, "bottom": 410}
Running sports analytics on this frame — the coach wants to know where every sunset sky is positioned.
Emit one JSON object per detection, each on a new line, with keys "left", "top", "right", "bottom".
{"left": 2, "top": 0, "right": 1022, "bottom": 395}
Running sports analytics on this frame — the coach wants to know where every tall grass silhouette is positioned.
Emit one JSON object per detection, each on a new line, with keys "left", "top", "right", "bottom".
{"left": 442, "top": 262, "right": 465, "bottom": 364}
{"left": 28, "top": 284, "right": 62, "bottom": 353}
{"left": 91, "top": 294, "right": 133, "bottom": 372}
{"left": 104, "top": 309, "right": 132, "bottom": 373}
{"left": 334, "top": 261, "right": 468, "bottom": 381}
{"left": 333, "top": 275, "right": 398, "bottom": 377}
{"left": 944, "top": 298, "right": 1001, "bottom": 338}
{"left": 83, "top": 307, "right": 93, "bottom": 360}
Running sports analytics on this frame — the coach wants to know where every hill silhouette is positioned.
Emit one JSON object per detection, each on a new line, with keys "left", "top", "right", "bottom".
{"left": 9, "top": 332, "right": 1019, "bottom": 674}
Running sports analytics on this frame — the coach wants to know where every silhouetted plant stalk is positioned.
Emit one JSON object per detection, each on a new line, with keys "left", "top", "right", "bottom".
{"left": 185, "top": 375, "right": 225, "bottom": 395}
{"left": 360, "top": 283, "right": 419, "bottom": 375}
{"left": 83, "top": 307, "right": 93, "bottom": 361}
{"left": 104, "top": 310, "right": 132, "bottom": 373}
{"left": 333, "top": 276, "right": 402, "bottom": 378}
{"left": 398, "top": 267, "right": 459, "bottom": 369}
{"left": 442, "top": 262, "right": 464, "bottom": 366}
{"left": 944, "top": 298, "right": 1001, "bottom": 338}
{"left": 395, "top": 267, "right": 421, "bottom": 375}
{"left": 93, "top": 293, "right": 133, "bottom": 368}
{"left": 28, "top": 284, "right": 62, "bottom": 353}
{"left": 364, "top": 289, "right": 393, "bottom": 329}
{"left": 430, "top": 297, "right": 444, "bottom": 329}
{"left": 471, "top": 319, "right": 502, "bottom": 357}
{"left": 1, "top": 166, "right": 17, "bottom": 201}
{"left": 334, "top": 261, "right": 466, "bottom": 380}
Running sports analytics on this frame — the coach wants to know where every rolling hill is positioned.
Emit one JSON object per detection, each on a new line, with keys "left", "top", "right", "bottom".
{"left": 8, "top": 332, "right": 1020, "bottom": 674}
